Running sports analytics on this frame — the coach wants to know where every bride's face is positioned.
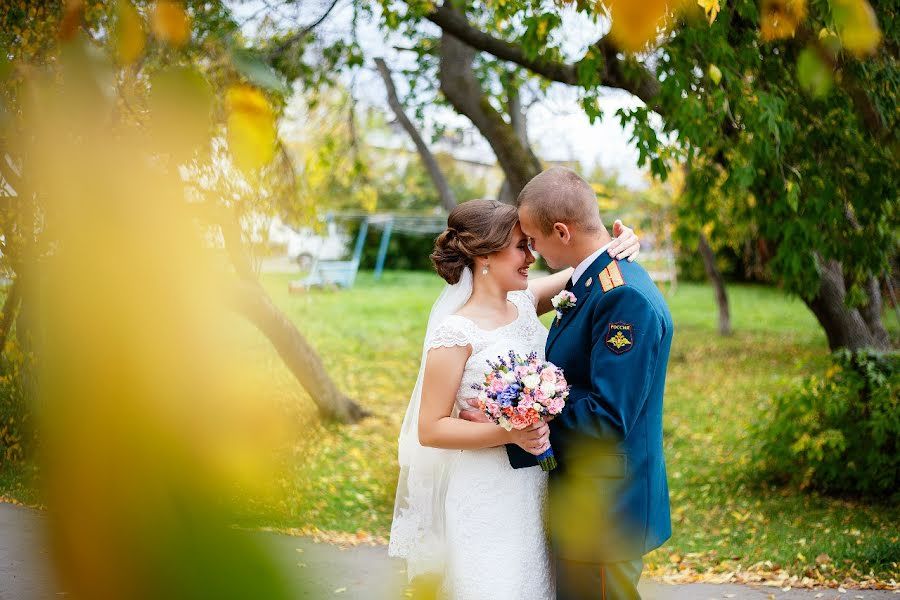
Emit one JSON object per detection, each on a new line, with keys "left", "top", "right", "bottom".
{"left": 485, "top": 223, "right": 535, "bottom": 291}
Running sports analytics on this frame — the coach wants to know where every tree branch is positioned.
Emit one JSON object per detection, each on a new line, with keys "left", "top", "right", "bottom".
{"left": 438, "top": 34, "right": 541, "bottom": 198}
{"left": 426, "top": 2, "right": 577, "bottom": 83}
{"left": 266, "top": 0, "right": 342, "bottom": 60}
{"left": 375, "top": 57, "right": 457, "bottom": 212}
{"left": 424, "top": 2, "right": 662, "bottom": 111}
{"left": 215, "top": 197, "right": 369, "bottom": 422}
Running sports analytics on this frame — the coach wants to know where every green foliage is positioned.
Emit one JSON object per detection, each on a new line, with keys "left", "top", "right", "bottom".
{"left": 753, "top": 349, "right": 900, "bottom": 498}
{"left": 346, "top": 219, "right": 436, "bottom": 271}
{"left": 656, "top": 1, "right": 899, "bottom": 304}
{"left": 0, "top": 338, "right": 32, "bottom": 467}
{"left": 674, "top": 242, "right": 749, "bottom": 283}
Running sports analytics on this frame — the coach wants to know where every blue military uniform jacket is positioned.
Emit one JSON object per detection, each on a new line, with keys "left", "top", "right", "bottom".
{"left": 506, "top": 251, "right": 673, "bottom": 563}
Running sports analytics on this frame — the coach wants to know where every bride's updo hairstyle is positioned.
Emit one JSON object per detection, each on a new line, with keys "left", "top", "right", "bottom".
{"left": 431, "top": 199, "right": 519, "bottom": 284}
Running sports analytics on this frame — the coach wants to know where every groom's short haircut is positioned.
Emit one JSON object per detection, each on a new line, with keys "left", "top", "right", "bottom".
{"left": 517, "top": 167, "right": 603, "bottom": 235}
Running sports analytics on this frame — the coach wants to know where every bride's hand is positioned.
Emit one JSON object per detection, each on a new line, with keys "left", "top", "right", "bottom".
{"left": 608, "top": 219, "right": 640, "bottom": 262}
{"left": 509, "top": 421, "right": 551, "bottom": 456}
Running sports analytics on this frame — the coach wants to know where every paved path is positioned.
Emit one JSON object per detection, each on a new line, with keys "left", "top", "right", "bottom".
{"left": 2, "top": 503, "right": 896, "bottom": 600}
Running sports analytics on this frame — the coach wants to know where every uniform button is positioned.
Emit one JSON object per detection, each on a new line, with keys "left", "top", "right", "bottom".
{"left": 585, "top": 277, "right": 593, "bottom": 288}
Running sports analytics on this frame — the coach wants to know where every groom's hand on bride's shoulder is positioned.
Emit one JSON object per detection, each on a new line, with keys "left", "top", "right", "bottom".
{"left": 459, "top": 398, "right": 490, "bottom": 423}
{"left": 608, "top": 219, "right": 640, "bottom": 262}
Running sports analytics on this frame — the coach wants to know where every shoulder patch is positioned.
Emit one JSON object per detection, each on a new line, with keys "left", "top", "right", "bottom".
{"left": 606, "top": 322, "right": 634, "bottom": 354}
{"left": 599, "top": 261, "right": 626, "bottom": 293}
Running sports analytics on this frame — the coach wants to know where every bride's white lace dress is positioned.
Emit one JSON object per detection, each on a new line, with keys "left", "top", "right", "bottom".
{"left": 424, "top": 289, "right": 553, "bottom": 600}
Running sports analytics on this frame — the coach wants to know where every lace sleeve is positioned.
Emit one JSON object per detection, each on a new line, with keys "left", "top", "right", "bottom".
{"left": 426, "top": 317, "right": 472, "bottom": 350}
{"left": 512, "top": 288, "right": 538, "bottom": 308}
{"left": 523, "top": 288, "right": 537, "bottom": 306}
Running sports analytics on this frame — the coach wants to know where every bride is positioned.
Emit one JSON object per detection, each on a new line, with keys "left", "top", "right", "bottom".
{"left": 388, "top": 199, "right": 640, "bottom": 599}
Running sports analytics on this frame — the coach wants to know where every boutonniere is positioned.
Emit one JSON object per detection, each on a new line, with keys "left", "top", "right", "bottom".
{"left": 551, "top": 290, "right": 577, "bottom": 321}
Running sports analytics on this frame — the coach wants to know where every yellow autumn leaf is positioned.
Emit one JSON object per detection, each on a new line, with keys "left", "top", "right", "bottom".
{"left": 152, "top": 0, "right": 190, "bottom": 47}
{"left": 759, "top": 0, "right": 807, "bottom": 41}
{"left": 831, "top": 0, "right": 881, "bottom": 56}
{"left": 114, "top": 0, "right": 144, "bottom": 65}
{"left": 603, "top": 0, "right": 672, "bottom": 53}
{"left": 697, "top": 0, "right": 720, "bottom": 25}
{"left": 226, "top": 85, "right": 277, "bottom": 173}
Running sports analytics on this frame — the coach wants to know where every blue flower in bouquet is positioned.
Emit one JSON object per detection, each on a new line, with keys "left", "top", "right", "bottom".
{"left": 497, "top": 383, "right": 520, "bottom": 407}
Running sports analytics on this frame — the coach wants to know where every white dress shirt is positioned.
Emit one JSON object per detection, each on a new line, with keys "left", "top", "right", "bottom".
{"left": 571, "top": 241, "right": 613, "bottom": 286}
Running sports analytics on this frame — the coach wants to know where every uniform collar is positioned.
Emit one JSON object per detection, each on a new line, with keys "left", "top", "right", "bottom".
{"left": 547, "top": 250, "right": 617, "bottom": 355}
{"left": 571, "top": 240, "right": 613, "bottom": 286}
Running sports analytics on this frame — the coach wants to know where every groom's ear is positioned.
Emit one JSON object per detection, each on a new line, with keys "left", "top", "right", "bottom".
{"left": 554, "top": 222, "right": 572, "bottom": 244}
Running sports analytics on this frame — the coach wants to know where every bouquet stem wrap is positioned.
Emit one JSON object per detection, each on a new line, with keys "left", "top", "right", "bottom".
{"left": 536, "top": 447, "right": 557, "bottom": 472}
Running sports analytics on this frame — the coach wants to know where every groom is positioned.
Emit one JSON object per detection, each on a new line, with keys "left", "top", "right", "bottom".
{"left": 465, "top": 167, "right": 673, "bottom": 599}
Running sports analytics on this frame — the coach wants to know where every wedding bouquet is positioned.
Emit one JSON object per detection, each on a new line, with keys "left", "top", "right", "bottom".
{"left": 472, "top": 351, "right": 569, "bottom": 471}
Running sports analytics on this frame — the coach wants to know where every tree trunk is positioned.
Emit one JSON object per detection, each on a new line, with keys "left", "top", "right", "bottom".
{"left": 219, "top": 213, "right": 369, "bottom": 423}
{"left": 438, "top": 32, "right": 542, "bottom": 199}
{"left": 495, "top": 72, "right": 531, "bottom": 205}
{"left": 505, "top": 72, "right": 529, "bottom": 146}
{"left": 375, "top": 58, "right": 457, "bottom": 212}
{"left": 0, "top": 275, "right": 21, "bottom": 352}
{"left": 804, "top": 258, "right": 892, "bottom": 351}
{"left": 859, "top": 275, "right": 892, "bottom": 348}
{"left": 698, "top": 233, "right": 731, "bottom": 336}
{"left": 496, "top": 179, "right": 515, "bottom": 205}
{"left": 230, "top": 278, "right": 369, "bottom": 422}
{"left": 841, "top": 204, "right": 893, "bottom": 348}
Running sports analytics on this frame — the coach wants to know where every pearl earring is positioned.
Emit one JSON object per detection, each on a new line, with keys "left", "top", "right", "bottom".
{"left": 482, "top": 264, "right": 489, "bottom": 275}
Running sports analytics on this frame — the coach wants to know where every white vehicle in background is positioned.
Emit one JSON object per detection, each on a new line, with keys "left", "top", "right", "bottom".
{"left": 267, "top": 216, "right": 350, "bottom": 269}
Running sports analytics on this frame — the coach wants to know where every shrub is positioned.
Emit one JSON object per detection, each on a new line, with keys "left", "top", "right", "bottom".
{"left": 753, "top": 349, "right": 899, "bottom": 498}
{"left": 0, "top": 339, "right": 33, "bottom": 466}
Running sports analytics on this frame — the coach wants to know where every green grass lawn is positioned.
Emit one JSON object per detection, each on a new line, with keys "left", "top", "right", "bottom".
{"left": 1, "top": 270, "right": 898, "bottom": 583}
